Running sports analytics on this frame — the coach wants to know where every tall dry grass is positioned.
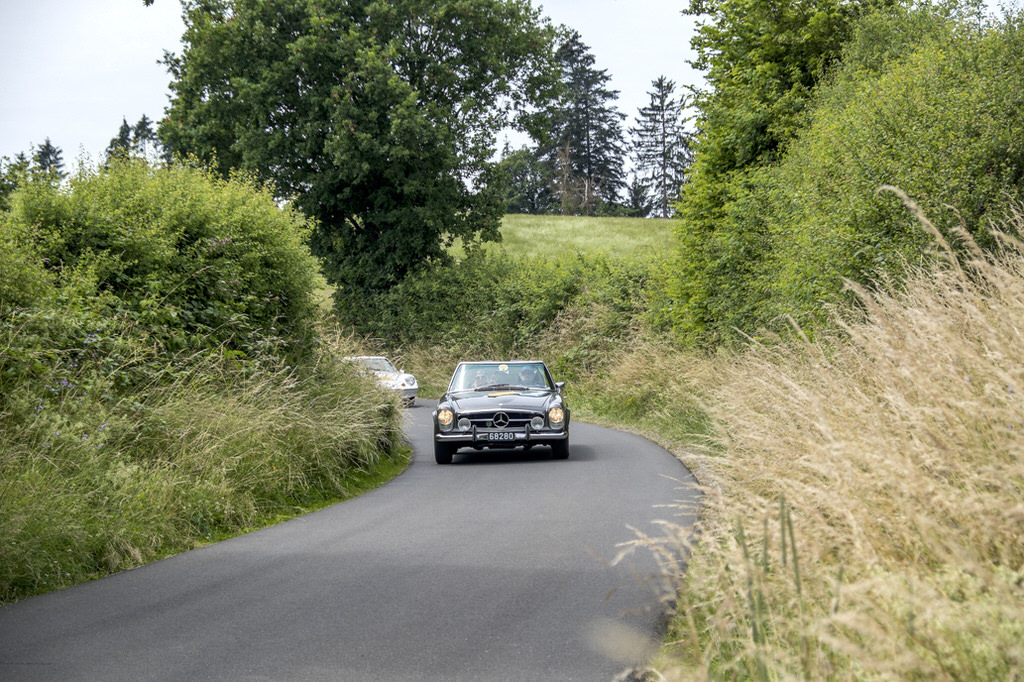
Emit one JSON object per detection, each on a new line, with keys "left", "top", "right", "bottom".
{"left": 622, "top": 202, "right": 1024, "bottom": 679}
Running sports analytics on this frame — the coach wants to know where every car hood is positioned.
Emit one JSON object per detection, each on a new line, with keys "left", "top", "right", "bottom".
{"left": 445, "top": 389, "right": 558, "bottom": 413}
{"left": 372, "top": 370, "right": 416, "bottom": 382}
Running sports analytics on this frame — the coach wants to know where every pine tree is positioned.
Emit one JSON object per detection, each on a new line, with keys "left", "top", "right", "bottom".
{"left": 626, "top": 175, "right": 653, "bottom": 218}
{"left": 0, "top": 153, "right": 30, "bottom": 210}
{"left": 106, "top": 118, "right": 134, "bottom": 161}
{"left": 107, "top": 115, "right": 162, "bottom": 163}
{"left": 539, "top": 30, "right": 626, "bottom": 215}
{"left": 630, "top": 77, "right": 692, "bottom": 218}
{"left": 31, "top": 139, "right": 65, "bottom": 179}
{"left": 133, "top": 115, "right": 157, "bottom": 157}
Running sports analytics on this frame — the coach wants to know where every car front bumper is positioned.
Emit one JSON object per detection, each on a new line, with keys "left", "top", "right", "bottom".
{"left": 434, "top": 427, "right": 568, "bottom": 446}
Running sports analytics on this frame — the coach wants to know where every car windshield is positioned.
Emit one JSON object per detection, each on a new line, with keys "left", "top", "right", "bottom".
{"left": 450, "top": 363, "right": 552, "bottom": 391}
{"left": 355, "top": 357, "right": 397, "bottom": 373}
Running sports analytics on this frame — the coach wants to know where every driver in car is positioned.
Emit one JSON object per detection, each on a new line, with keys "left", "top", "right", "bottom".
{"left": 518, "top": 367, "right": 542, "bottom": 387}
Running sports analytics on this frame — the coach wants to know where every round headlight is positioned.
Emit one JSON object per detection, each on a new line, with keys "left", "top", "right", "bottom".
{"left": 548, "top": 406, "right": 564, "bottom": 426}
{"left": 458, "top": 417, "right": 472, "bottom": 432}
{"left": 530, "top": 416, "right": 545, "bottom": 430}
{"left": 437, "top": 408, "right": 454, "bottom": 432}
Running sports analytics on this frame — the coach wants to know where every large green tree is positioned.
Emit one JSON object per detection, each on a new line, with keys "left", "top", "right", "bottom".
{"left": 685, "top": 0, "right": 878, "bottom": 172}
{"left": 537, "top": 30, "right": 626, "bottom": 215}
{"left": 630, "top": 76, "right": 692, "bottom": 218}
{"left": 159, "top": 0, "right": 557, "bottom": 307}
{"left": 494, "top": 142, "right": 554, "bottom": 214}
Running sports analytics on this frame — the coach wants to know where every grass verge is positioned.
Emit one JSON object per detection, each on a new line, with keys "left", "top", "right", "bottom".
{"left": 629, "top": 215, "right": 1024, "bottom": 680}
{"left": 0, "top": 328, "right": 409, "bottom": 604}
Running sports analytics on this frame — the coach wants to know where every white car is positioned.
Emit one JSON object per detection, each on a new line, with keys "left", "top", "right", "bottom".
{"left": 346, "top": 356, "right": 418, "bottom": 405}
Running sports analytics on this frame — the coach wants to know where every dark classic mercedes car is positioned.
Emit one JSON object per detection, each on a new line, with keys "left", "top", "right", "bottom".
{"left": 432, "top": 361, "right": 570, "bottom": 464}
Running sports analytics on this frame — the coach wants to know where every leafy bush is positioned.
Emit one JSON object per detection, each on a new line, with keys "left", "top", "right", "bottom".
{"left": 0, "top": 220, "right": 53, "bottom": 314}
{"left": 0, "top": 160, "right": 406, "bottom": 604}
{"left": 3, "top": 159, "right": 323, "bottom": 355}
{"left": 668, "top": 8, "right": 1024, "bottom": 346}
{"left": 356, "top": 249, "right": 651, "bottom": 367}
{"left": 765, "top": 12, "right": 1024, "bottom": 320}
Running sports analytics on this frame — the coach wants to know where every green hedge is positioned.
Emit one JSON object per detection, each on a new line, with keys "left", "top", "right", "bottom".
{"left": 0, "top": 159, "right": 406, "bottom": 604}
{"left": 354, "top": 249, "right": 651, "bottom": 370}
{"left": 2, "top": 159, "right": 323, "bottom": 355}
{"left": 669, "top": 8, "right": 1024, "bottom": 345}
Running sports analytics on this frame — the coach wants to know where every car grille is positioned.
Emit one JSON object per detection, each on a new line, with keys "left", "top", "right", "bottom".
{"left": 463, "top": 411, "right": 537, "bottom": 429}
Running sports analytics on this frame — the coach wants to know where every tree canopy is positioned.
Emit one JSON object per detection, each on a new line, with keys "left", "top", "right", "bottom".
{"left": 685, "top": 0, "right": 876, "bottom": 171}
{"left": 494, "top": 142, "right": 554, "bottom": 214}
{"left": 159, "top": 0, "right": 557, "bottom": 309}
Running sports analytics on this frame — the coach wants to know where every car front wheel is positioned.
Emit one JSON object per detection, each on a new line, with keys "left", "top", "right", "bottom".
{"left": 434, "top": 441, "right": 455, "bottom": 464}
{"left": 551, "top": 439, "right": 569, "bottom": 460}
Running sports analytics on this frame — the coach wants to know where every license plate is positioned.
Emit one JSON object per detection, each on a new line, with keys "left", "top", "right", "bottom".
{"left": 487, "top": 431, "right": 517, "bottom": 442}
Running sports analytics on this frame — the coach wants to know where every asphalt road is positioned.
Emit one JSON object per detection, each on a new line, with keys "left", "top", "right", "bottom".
{"left": 0, "top": 402, "right": 698, "bottom": 681}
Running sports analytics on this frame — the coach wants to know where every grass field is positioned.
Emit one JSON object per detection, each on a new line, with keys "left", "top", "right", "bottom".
{"left": 450, "top": 213, "right": 675, "bottom": 260}
{"left": 501, "top": 214, "right": 674, "bottom": 257}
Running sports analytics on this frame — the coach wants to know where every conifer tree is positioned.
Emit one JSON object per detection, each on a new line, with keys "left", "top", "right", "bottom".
{"left": 0, "top": 153, "right": 30, "bottom": 210}
{"left": 539, "top": 30, "right": 626, "bottom": 214}
{"left": 106, "top": 115, "right": 162, "bottom": 163}
{"left": 630, "top": 77, "right": 692, "bottom": 218}
{"left": 626, "top": 175, "right": 653, "bottom": 218}
{"left": 32, "top": 139, "right": 65, "bottom": 179}
{"left": 133, "top": 115, "right": 157, "bottom": 157}
{"left": 106, "top": 118, "right": 134, "bottom": 161}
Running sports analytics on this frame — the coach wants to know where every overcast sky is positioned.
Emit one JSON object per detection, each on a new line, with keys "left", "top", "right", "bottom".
{"left": 0, "top": 0, "right": 701, "bottom": 165}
